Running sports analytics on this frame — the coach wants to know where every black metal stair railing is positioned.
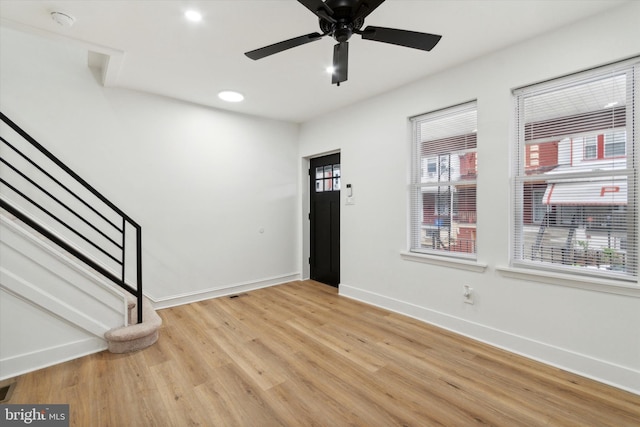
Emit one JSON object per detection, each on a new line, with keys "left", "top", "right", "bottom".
{"left": 0, "top": 112, "right": 143, "bottom": 323}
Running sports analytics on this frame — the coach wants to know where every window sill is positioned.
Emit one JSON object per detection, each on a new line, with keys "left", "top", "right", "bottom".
{"left": 400, "top": 251, "right": 487, "bottom": 272}
{"left": 496, "top": 265, "right": 640, "bottom": 297}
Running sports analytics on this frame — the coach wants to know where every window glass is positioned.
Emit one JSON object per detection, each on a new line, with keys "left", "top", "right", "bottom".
{"left": 314, "top": 163, "right": 341, "bottom": 193}
{"left": 410, "top": 101, "right": 477, "bottom": 258}
{"left": 333, "top": 164, "right": 341, "bottom": 190}
{"left": 512, "top": 59, "right": 638, "bottom": 280}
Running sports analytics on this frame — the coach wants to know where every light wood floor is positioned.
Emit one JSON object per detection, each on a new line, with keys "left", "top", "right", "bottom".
{"left": 6, "top": 280, "right": 640, "bottom": 426}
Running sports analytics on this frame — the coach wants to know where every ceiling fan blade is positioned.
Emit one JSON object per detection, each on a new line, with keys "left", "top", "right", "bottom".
{"left": 332, "top": 41, "right": 349, "bottom": 85}
{"left": 245, "top": 33, "right": 324, "bottom": 60}
{"left": 361, "top": 26, "right": 442, "bottom": 51}
{"left": 298, "top": 0, "right": 336, "bottom": 22}
{"left": 353, "top": 0, "right": 386, "bottom": 21}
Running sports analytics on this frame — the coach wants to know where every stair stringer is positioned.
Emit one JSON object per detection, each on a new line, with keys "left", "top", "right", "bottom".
{"left": 0, "top": 214, "right": 129, "bottom": 379}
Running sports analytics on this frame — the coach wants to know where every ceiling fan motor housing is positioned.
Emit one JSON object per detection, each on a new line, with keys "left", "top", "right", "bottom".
{"left": 321, "top": 17, "right": 364, "bottom": 43}
{"left": 320, "top": 0, "right": 365, "bottom": 42}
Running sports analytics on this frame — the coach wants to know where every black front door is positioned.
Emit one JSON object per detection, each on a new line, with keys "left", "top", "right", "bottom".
{"left": 310, "top": 153, "right": 340, "bottom": 287}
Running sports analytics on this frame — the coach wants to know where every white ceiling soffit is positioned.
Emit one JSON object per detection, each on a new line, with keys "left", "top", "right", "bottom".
{"left": 0, "top": 0, "right": 630, "bottom": 123}
{"left": 0, "top": 16, "right": 125, "bottom": 87}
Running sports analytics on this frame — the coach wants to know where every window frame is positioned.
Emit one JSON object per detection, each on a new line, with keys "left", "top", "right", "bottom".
{"left": 409, "top": 100, "right": 478, "bottom": 261}
{"left": 511, "top": 59, "right": 639, "bottom": 284}
{"left": 604, "top": 130, "right": 626, "bottom": 158}
{"left": 582, "top": 135, "right": 598, "bottom": 160}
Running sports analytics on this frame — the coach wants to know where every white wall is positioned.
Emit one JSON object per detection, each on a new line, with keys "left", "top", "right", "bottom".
{"left": 299, "top": 2, "right": 640, "bottom": 393}
{"left": 0, "top": 27, "right": 301, "bottom": 307}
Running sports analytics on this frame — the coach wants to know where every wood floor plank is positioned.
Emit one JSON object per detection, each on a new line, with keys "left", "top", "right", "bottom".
{"left": 212, "top": 326, "right": 287, "bottom": 392}
{"left": 287, "top": 317, "right": 387, "bottom": 372}
{"left": 196, "top": 363, "right": 285, "bottom": 427}
{"left": 6, "top": 280, "right": 640, "bottom": 426}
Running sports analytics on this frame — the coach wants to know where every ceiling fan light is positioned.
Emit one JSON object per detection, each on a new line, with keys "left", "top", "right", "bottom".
{"left": 218, "top": 91, "right": 244, "bottom": 102}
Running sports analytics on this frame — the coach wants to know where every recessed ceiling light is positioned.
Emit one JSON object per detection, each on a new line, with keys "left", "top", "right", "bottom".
{"left": 218, "top": 91, "right": 244, "bottom": 103}
{"left": 325, "top": 66, "right": 335, "bottom": 74}
{"left": 184, "top": 10, "right": 202, "bottom": 22}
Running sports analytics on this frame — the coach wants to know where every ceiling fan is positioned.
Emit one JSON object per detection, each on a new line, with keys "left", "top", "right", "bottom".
{"left": 244, "top": 0, "right": 442, "bottom": 86}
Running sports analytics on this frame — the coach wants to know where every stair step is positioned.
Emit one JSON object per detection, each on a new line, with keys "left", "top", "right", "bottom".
{"left": 104, "top": 297, "right": 162, "bottom": 353}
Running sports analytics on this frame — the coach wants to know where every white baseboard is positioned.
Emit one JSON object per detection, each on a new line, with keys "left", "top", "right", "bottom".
{"left": 0, "top": 337, "right": 107, "bottom": 381}
{"left": 339, "top": 283, "right": 640, "bottom": 396}
{"left": 147, "top": 272, "right": 301, "bottom": 309}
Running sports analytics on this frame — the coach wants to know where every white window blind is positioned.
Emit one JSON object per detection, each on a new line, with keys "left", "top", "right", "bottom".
{"left": 512, "top": 58, "right": 639, "bottom": 281}
{"left": 410, "top": 101, "right": 477, "bottom": 258}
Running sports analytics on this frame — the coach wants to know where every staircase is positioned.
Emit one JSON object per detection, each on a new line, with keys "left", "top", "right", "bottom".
{"left": 0, "top": 112, "right": 159, "bottom": 378}
{"left": 1, "top": 211, "right": 162, "bottom": 352}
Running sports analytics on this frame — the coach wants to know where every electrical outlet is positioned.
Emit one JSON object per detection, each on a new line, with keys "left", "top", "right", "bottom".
{"left": 463, "top": 285, "right": 474, "bottom": 305}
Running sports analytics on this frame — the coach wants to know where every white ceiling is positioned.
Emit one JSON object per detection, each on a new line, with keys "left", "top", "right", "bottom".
{"left": 0, "top": 0, "right": 629, "bottom": 123}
